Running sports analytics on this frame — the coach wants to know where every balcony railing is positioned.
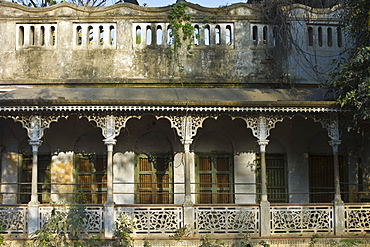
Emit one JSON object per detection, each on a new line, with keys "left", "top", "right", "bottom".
{"left": 0, "top": 203, "right": 369, "bottom": 238}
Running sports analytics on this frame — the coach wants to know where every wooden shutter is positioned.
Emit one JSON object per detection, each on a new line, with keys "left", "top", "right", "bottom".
{"left": 309, "top": 155, "right": 347, "bottom": 203}
{"left": 256, "top": 154, "right": 286, "bottom": 203}
{"left": 19, "top": 154, "right": 51, "bottom": 204}
{"left": 76, "top": 154, "right": 107, "bottom": 204}
{"left": 196, "top": 154, "right": 233, "bottom": 204}
{"left": 136, "top": 155, "right": 173, "bottom": 204}
{"left": 198, "top": 157, "right": 213, "bottom": 204}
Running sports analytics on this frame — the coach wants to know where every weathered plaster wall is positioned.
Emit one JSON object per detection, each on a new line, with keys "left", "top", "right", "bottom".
{"left": 0, "top": 2, "right": 344, "bottom": 87}
{"left": 51, "top": 152, "right": 74, "bottom": 203}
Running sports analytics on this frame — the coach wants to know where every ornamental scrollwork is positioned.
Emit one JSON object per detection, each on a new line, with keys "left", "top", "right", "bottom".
{"left": 0, "top": 207, "right": 27, "bottom": 233}
{"left": 10, "top": 115, "right": 63, "bottom": 141}
{"left": 309, "top": 113, "right": 340, "bottom": 141}
{"left": 271, "top": 207, "right": 333, "bottom": 233}
{"left": 85, "top": 115, "right": 136, "bottom": 140}
{"left": 163, "top": 115, "right": 210, "bottom": 142}
{"left": 196, "top": 207, "right": 259, "bottom": 234}
{"left": 115, "top": 207, "right": 182, "bottom": 234}
{"left": 345, "top": 207, "right": 370, "bottom": 232}
{"left": 236, "top": 115, "right": 285, "bottom": 140}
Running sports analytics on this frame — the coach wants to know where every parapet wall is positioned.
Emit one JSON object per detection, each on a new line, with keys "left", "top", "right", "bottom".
{"left": 0, "top": 1, "right": 344, "bottom": 87}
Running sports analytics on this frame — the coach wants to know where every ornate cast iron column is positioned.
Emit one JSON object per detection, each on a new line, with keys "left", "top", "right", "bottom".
{"left": 12, "top": 114, "right": 60, "bottom": 236}
{"left": 238, "top": 114, "right": 284, "bottom": 237}
{"left": 86, "top": 114, "right": 128, "bottom": 238}
{"left": 311, "top": 112, "right": 344, "bottom": 235}
{"left": 167, "top": 114, "right": 207, "bottom": 231}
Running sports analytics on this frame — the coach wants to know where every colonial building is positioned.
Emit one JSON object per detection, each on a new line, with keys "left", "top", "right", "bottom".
{"left": 0, "top": 0, "right": 369, "bottom": 245}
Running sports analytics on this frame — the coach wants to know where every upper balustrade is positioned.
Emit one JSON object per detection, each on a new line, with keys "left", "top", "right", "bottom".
{"left": 0, "top": 1, "right": 345, "bottom": 87}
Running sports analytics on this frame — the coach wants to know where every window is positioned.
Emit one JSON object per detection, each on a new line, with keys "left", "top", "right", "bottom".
{"left": 40, "top": 26, "right": 45, "bottom": 46}
{"left": 327, "top": 27, "right": 332, "bottom": 47}
{"left": 30, "top": 26, "right": 35, "bottom": 45}
{"left": 146, "top": 26, "right": 152, "bottom": 45}
{"left": 156, "top": 25, "right": 162, "bottom": 45}
{"left": 76, "top": 26, "right": 82, "bottom": 45}
{"left": 194, "top": 25, "right": 200, "bottom": 45}
{"left": 262, "top": 26, "right": 267, "bottom": 45}
{"left": 135, "top": 154, "right": 173, "bottom": 204}
{"left": 167, "top": 25, "right": 173, "bottom": 45}
{"left": 88, "top": 26, "right": 93, "bottom": 45}
{"left": 308, "top": 26, "right": 313, "bottom": 46}
{"left": 19, "top": 154, "right": 51, "bottom": 204}
{"left": 215, "top": 25, "right": 221, "bottom": 45}
{"left": 75, "top": 154, "right": 107, "bottom": 204}
{"left": 318, "top": 26, "right": 323, "bottom": 47}
{"left": 19, "top": 26, "right": 25, "bottom": 46}
{"left": 309, "top": 155, "right": 348, "bottom": 203}
{"left": 337, "top": 27, "right": 342, "bottom": 48}
{"left": 256, "top": 154, "right": 286, "bottom": 203}
{"left": 195, "top": 154, "right": 234, "bottom": 204}
{"left": 50, "top": 26, "right": 56, "bottom": 46}
{"left": 252, "top": 26, "right": 258, "bottom": 45}
{"left": 109, "top": 25, "right": 115, "bottom": 45}
{"left": 226, "top": 25, "right": 232, "bottom": 45}
{"left": 204, "top": 25, "right": 210, "bottom": 45}
{"left": 136, "top": 26, "right": 142, "bottom": 45}
{"left": 99, "top": 26, "right": 104, "bottom": 45}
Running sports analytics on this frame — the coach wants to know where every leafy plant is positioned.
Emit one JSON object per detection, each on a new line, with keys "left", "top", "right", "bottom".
{"left": 326, "top": 0, "right": 370, "bottom": 123}
{"left": 309, "top": 234, "right": 319, "bottom": 247}
{"left": 113, "top": 212, "right": 136, "bottom": 247}
{"left": 169, "top": 225, "right": 191, "bottom": 241}
{"left": 259, "top": 240, "right": 270, "bottom": 247}
{"left": 167, "top": 2, "right": 195, "bottom": 78}
{"left": 200, "top": 235, "right": 225, "bottom": 247}
{"left": 330, "top": 239, "right": 363, "bottom": 247}
{"left": 232, "top": 232, "right": 252, "bottom": 247}
{"left": 30, "top": 202, "right": 93, "bottom": 247}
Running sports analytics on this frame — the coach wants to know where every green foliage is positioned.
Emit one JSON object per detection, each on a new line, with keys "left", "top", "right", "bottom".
{"left": 330, "top": 239, "right": 363, "bottom": 247}
{"left": 259, "top": 240, "right": 270, "bottom": 247}
{"left": 167, "top": 2, "right": 194, "bottom": 77}
{"left": 199, "top": 235, "right": 225, "bottom": 247}
{"left": 232, "top": 232, "right": 252, "bottom": 247}
{"left": 326, "top": 0, "right": 370, "bottom": 122}
{"left": 309, "top": 234, "right": 319, "bottom": 247}
{"left": 30, "top": 202, "right": 98, "bottom": 247}
{"left": 143, "top": 238, "right": 152, "bottom": 247}
{"left": 113, "top": 212, "right": 136, "bottom": 247}
{"left": 169, "top": 227, "right": 188, "bottom": 241}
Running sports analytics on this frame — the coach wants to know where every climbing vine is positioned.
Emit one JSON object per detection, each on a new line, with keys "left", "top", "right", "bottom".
{"left": 167, "top": 2, "right": 195, "bottom": 77}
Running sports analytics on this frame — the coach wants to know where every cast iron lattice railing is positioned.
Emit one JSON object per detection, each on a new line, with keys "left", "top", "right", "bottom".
{"left": 39, "top": 206, "right": 104, "bottom": 234}
{"left": 115, "top": 205, "right": 183, "bottom": 234}
{"left": 344, "top": 204, "right": 370, "bottom": 233}
{"left": 270, "top": 204, "right": 333, "bottom": 234}
{"left": 0, "top": 204, "right": 369, "bottom": 237}
{"left": 0, "top": 206, "right": 27, "bottom": 234}
{"left": 194, "top": 205, "right": 260, "bottom": 234}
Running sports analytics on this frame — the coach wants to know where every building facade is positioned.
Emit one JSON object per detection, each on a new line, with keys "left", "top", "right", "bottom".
{"left": 0, "top": 0, "right": 369, "bottom": 245}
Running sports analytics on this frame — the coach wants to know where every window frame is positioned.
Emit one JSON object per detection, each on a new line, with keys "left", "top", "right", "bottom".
{"left": 134, "top": 153, "right": 174, "bottom": 204}
{"left": 195, "top": 153, "right": 234, "bottom": 204}
{"left": 74, "top": 153, "right": 107, "bottom": 204}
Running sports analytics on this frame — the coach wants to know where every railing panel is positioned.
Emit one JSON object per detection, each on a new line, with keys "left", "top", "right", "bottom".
{"left": 0, "top": 206, "right": 27, "bottom": 234}
{"left": 115, "top": 205, "right": 182, "bottom": 234}
{"left": 345, "top": 204, "right": 370, "bottom": 233}
{"left": 39, "top": 205, "right": 104, "bottom": 234}
{"left": 270, "top": 204, "right": 333, "bottom": 235}
{"left": 194, "top": 205, "right": 259, "bottom": 234}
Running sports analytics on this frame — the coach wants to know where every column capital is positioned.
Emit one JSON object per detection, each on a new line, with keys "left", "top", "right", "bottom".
{"left": 258, "top": 139, "right": 269, "bottom": 152}
{"left": 103, "top": 138, "right": 117, "bottom": 148}
{"left": 329, "top": 139, "right": 341, "bottom": 152}
{"left": 28, "top": 140, "right": 43, "bottom": 151}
